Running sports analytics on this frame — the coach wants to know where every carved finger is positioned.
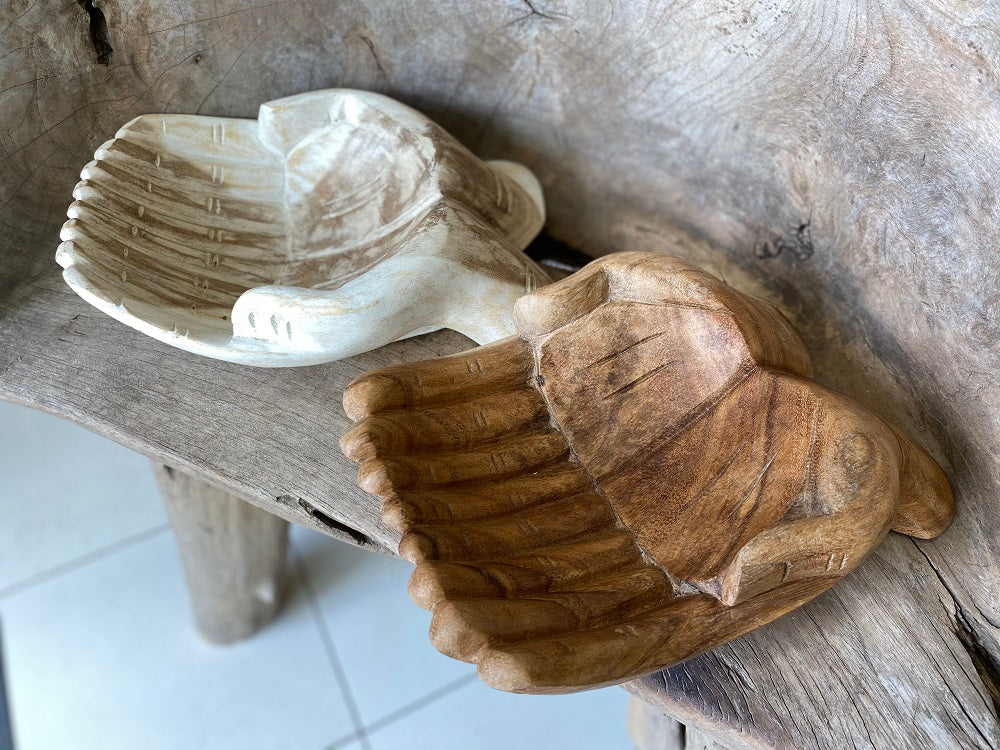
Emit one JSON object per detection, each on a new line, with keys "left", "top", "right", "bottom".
{"left": 340, "top": 387, "right": 547, "bottom": 461}
{"left": 485, "top": 160, "right": 546, "bottom": 230}
{"left": 475, "top": 577, "right": 834, "bottom": 694}
{"left": 717, "top": 515, "right": 879, "bottom": 606}
{"left": 58, "top": 115, "right": 288, "bottom": 332}
{"left": 891, "top": 428, "right": 955, "bottom": 538}
{"left": 63, "top": 201, "right": 258, "bottom": 310}
{"left": 407, "top": 530, "right": 643, "bottom": 607}
{"left": 428, "top": 566, "right": 674, "bottom": 660}
{"left": 343, "top": 338, "right": 533, "bottom": 420}
{"left": 512, "top": 262, "right": 611, "bottom": 339}
{"left": 514, "top": 252, "right": 715, "bottom": 343}
{"left": 379, "top": 462, "right": 592, "bottom": 529}
{"left": 397, "top": 488, "right": 614, "bottom": 562}
{"left": 354, "top": 430, "right": 568, "bottom": 496}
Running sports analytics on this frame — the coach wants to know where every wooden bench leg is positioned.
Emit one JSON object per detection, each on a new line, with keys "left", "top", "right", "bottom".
{"left": 627, "top": 696, "right": 727, "bottom": 750}
{"left": 152, "top": 462, "right": 289, "bottom": 643}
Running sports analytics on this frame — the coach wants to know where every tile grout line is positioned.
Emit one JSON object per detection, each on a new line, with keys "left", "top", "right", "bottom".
{"left": 290, "top": 541, "right": 373, "bottom": 750}
{"left": 0, "top": 523, "right": 172, "bottom": 600}
{"left": 325, "top": 673, "right": 479, "bottom": 750}
{"left": 359, "top": 672, "right": 479, "bottom": 740}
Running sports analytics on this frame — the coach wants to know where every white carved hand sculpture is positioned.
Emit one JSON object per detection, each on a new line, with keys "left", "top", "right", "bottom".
{"left": 57, "top": 90, "right": 549, "bottom": 366}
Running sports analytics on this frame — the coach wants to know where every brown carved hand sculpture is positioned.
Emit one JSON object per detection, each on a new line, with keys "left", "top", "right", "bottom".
{"left": 341, "top": 252, "right": 954, "bottom": 693}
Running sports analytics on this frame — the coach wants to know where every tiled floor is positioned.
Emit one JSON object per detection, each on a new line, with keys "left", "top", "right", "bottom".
{"left": 0, "top": 401, "right": 632, "bottom": 749}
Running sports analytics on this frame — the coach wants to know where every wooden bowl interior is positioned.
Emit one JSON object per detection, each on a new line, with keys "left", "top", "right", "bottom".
{"left": 59, "top": 97, "right": 440, "bottom": 344}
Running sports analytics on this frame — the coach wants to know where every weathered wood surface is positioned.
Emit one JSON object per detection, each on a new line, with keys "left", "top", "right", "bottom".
{"left": 1, "top": 1, "right": 997, "bottom": 747}
{"left": 154, "top": 462, "right": 289, "bottom": 643}
{"left": 628, "top": 696, "right": 728, "bottom": 750}
{"left": 57, "top": 88, "right": 548, "bottom": 366}
{"left": 341, "top": 252, "right": 953, "bottom": 693}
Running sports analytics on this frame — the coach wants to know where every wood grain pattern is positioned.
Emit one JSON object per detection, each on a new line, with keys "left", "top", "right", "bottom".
{"left": 56, "top": 89, "right": 549, "bottom": 366}
{"left": 342, "top": 252, "right": 953, "bottom": 693}
{"left": 153, "top": 462, "right": 289, "bottom": 643}
{"left": 3, "top": 1, "right": 998, "bottom": 745}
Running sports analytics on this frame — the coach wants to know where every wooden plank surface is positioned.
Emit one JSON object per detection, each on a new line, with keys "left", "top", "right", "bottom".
{"left": 2, "top": 1, "right": 998, "bottom": 747}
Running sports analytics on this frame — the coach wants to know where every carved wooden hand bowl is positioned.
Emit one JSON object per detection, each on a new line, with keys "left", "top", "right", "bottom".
{"left": 56, "top": 89, "right": 549, "bottom": 366}
{"left": 341, "top": 251, "right": 954, "bottom": 693}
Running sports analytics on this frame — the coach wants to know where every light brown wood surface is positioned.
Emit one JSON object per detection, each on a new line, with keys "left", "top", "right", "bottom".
{"left": 341, "top": 252, "right": 953, "bottom": 693}
{"left": 1, "top": 1, "right": 998, "bottom": 747}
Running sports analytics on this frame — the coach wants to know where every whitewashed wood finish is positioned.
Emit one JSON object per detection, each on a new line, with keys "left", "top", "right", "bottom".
{"left": 56, "top": 89, "right": 549, "bottom": 366}
{"left": 3, "top": 2, "right": 999, "bottom": 748}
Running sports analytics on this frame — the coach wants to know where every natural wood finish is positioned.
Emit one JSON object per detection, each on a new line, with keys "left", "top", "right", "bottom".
{"left": 57, "top": 89, "right": 548, "bottom": 366}
{"left": 3, "top": 1, "right": 998, "bottom": 745}
{"left": 341, "top": 252, "right": 953, "bottom": 693}
{"left": 153, "top": 462, "right": 289, "bottom": 643}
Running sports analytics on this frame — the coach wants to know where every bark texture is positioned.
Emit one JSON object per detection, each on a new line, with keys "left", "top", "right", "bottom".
{"left": 1, "top": 2, "right": 998, "bottom": 747}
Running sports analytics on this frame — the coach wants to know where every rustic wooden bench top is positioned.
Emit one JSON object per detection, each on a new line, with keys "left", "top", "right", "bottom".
{"left": 2, "top": 2, "right": 998, "bottom": 748}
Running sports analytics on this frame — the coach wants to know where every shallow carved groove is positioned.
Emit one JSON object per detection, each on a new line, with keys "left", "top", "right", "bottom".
{"left": 342, "top": 252, "right": 953, "bottom": 694}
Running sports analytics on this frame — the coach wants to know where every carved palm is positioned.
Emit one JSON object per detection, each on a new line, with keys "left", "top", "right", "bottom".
{"left": 56, "top": 89, "right": 549, "bottom": 366}
{"left": 341, "top": 252, "right": 953, "bottom": 693}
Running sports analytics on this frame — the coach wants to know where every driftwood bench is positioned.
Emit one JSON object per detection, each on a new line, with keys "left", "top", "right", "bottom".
{"left": 2, "top": 2, "right": 998, "bottom": 747}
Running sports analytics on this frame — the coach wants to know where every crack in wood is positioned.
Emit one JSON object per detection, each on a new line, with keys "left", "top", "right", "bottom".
{"left": 282, "top": 494, "right": 372, "bottom": 546}
{"left": 912, "top": 538, "right": 1000, "bottom": 720}
{"left": 521, "top": 0, "right": 558, "bottom": 21}
{"left": 359, "top": 34, "right": 388, "bottom": 80}
{"left": 77, "top": 0, "right": 113, "bottom": 65}
{"left": 955, "top": 607, "right": 1000, "bottom": 720}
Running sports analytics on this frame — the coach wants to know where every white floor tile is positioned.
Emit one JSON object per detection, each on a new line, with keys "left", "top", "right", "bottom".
{"left": 367, "top": 678, "right": 632, "bottom": 750}
{"left": 1, "top": 532, "right": 354, "bottom": 750}
{"left": 292, "top": 526, "right": 473, "bottom": 726}
{"left": 0, "top": 402, "right": 167, "bottom": 592}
